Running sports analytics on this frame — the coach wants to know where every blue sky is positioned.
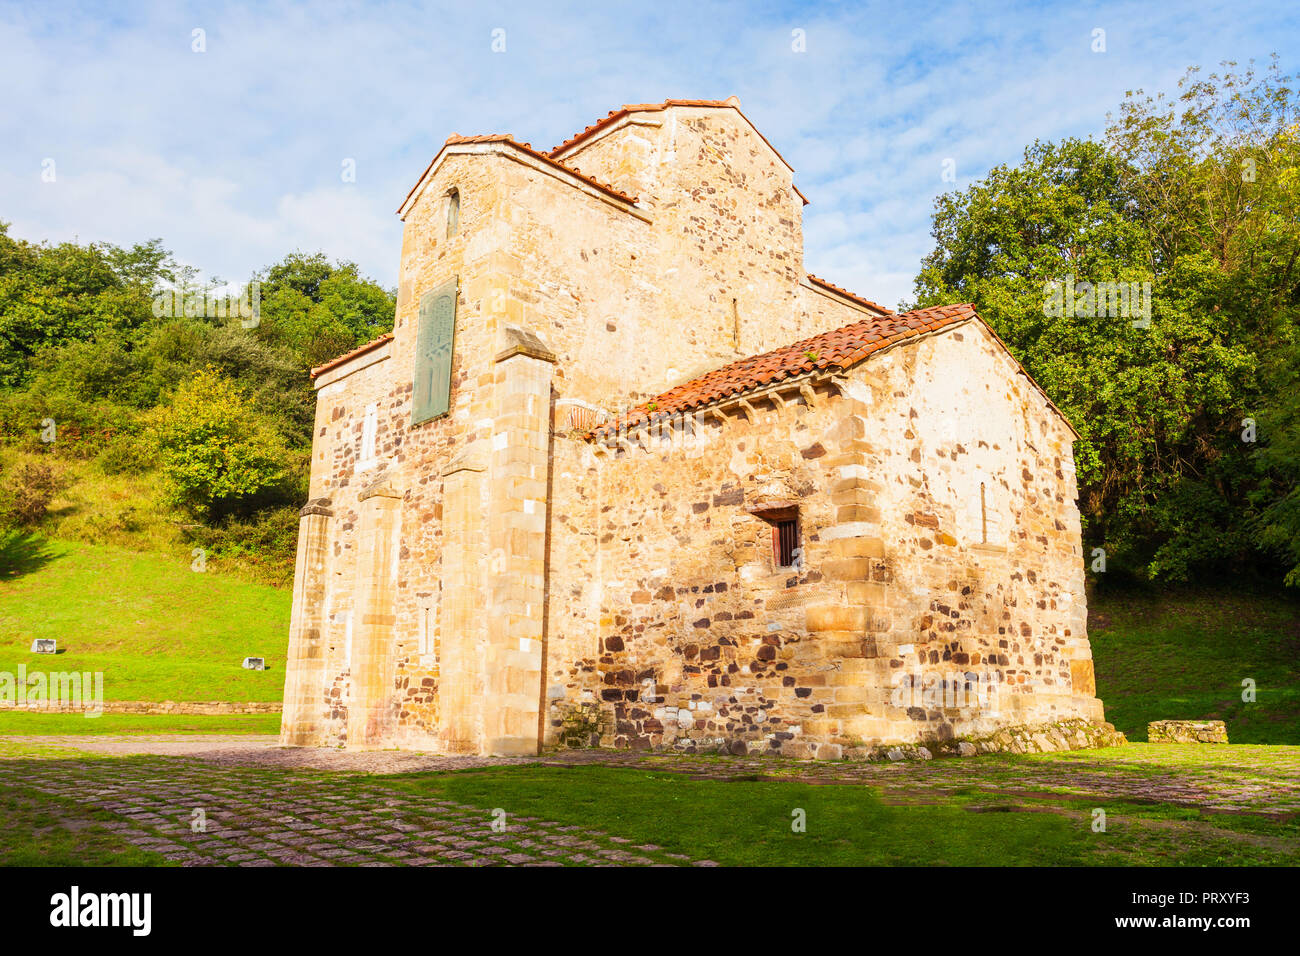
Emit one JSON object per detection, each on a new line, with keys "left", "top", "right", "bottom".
{"left": 2, "top": 0, "right": 1296, "bottom": 308}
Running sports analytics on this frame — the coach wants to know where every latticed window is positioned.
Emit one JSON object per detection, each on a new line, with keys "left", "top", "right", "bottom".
{"left": 980, "top": 481, "right": 988, "bottom": 543}
{"left": 417, "top": 605, "right": 437, "bottom": 660}
{"left": 774, "top": 516, "right": 800, "bottom": 568}
{"left": 356, "top": 403, "right": 378, "bottom": 472}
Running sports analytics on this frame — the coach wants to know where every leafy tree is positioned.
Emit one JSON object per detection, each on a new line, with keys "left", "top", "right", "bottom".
{"left": 913, "top": 60, "right": 1300, "bottom": 584}
{"left": 149, "top": 366, "right": 302, "bottom": 520}
{"left": 0, "top": 223, "right": 166, "bottom": 387}
{"left": 0, "top": 230, "right": 389, "bottom": 582}
{"left": 252, "top": 252, "right": 395, "bottom": 368}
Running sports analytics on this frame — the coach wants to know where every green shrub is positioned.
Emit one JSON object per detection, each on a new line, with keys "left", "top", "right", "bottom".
{"left": 95, "top": 430, "right": 151, "bottom": 475}
{"left": 149, "top": 366, "right": 301, "bottom": 521}
{"left": 182, "top": 505, "right": 301, "bottom": 587}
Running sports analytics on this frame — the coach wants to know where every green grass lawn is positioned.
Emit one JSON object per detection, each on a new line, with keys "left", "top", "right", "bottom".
{"left": 0, "top": 534, "right": 290, "bottom": 704}
{"left": 1089, "top": 585, "right": 1300, "bottom": 743}
{"left": 380, "top": 764, "right": 1087, "bottom": 865}
{"left": 0, "top": 784, "right": 171, "bottom": 866}
{"left": 2, "top": 746, "right": 1293, "bottom": 866}
{"left": 0, "top": 712, "right": 281, "bottom": 735}
{"left": 359, "top": 753, "right": 1300, "bottom": 865}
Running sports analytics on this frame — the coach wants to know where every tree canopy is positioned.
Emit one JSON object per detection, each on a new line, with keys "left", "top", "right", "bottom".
{"left": 912, "top": 58, "right": 1300, "bottom": 585}
{"left": 0, "top": 227, "right": 395, "bottom": 564}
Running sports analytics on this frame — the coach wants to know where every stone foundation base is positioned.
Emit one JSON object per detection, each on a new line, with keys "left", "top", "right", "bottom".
{"left": 792, "top": 718, "right": 1127, "bottom": 761}
{"left": 921, "top": 718, "right": 1127, "bottom": 758}
{"left": 555, "top": 717, "right": 1127, "bottom": 761}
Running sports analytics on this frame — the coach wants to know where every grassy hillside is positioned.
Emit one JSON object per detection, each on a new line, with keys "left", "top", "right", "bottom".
{"left": 1, "top": 447, "right": 296, "bottom": 587}
{"left": 3, "top": 449, "right": 183, "bottom": 556}
{"left": 0, "top": 533, "right": 289, "bottom": 704}
{"left": 1090, "top": 585, "right": 1300, "bottom": 743}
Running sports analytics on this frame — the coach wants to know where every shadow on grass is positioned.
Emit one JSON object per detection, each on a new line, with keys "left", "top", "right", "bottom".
{"left": 0, "top": 529, "right": 58, "bottom": 582}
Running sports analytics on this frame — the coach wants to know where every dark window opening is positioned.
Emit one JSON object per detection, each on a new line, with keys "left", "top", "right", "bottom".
{"left": 446, "top": 188, "right": 460, "bottom": 237}
{"left": 747, "top": 501, "right": 803, "bottom": 570}
{"left": 774, "top": 516, "right": 800, "bottom": 568}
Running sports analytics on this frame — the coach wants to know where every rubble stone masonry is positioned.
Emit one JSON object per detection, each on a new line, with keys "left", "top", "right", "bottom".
{"left": 544, "top": 321, "right": 1103, "bottom": 756}
{"left": 281, "top": 100, "right": 1112, "bottom": 757}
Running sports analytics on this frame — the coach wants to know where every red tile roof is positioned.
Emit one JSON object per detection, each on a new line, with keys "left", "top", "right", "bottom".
{"left": 310, "top": 333, "right": 393, "bottom": 380}
{"left": 398, "top": 134, "right": 638, "bottom": 216}
{"left": 805, "top": 274, "right": 892, "bottom": 315}
{"left": 592, "top": 304, "right": 978, "bottom": 437}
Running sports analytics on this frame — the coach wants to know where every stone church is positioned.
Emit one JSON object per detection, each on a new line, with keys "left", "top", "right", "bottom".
{"left": 280, "top": 98, "right": 1111, "bottom": 758}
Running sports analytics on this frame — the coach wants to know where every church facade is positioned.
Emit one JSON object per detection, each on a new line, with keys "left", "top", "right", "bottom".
{"left": 280, "top": 98, "right": 1111, "bottom": 757}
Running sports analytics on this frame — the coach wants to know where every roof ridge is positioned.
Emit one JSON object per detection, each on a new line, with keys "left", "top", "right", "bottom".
{"left": 548, "top": 98, "right": 795, "bottom": 178}
{"left": 805, "top": 273, "right": 892, "bottom": 314}
{"left": 398, "top": 133, "right": 639, "bottom": 215}
{"left": 310, "top": 332, "right": 393, "bottom": 380}
{"left": 549, "top": 99, "right": 734, "bottom": 156}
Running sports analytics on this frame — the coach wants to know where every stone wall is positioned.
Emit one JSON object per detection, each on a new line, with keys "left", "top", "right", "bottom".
{"left": 1148, "top": 719, "right": 1229, "bottom": 743}
{"left": 542, "top": 319, "right": 1104, "bottom": 755}
{"left": 281, "top": 102, "right": 1109, "bottom": 757}
{"left": 554, "top": 104, "right": 813, "bottom": 369}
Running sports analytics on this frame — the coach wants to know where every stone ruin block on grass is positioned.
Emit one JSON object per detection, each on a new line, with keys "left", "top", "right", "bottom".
{"left": 1147, "top": 719, "right": 1228, "bottom": 744}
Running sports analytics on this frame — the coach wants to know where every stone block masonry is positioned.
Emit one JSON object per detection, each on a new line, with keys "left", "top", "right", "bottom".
{"left": 281, "top": 99, "right": 1116, "bottom": 757}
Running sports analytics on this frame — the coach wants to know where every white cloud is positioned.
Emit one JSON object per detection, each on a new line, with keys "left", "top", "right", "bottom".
{"left": 1, "top": 0, "right": 1294, "bottom": 311}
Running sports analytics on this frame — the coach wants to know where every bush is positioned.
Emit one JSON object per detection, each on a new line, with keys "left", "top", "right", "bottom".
{"left": 0, "top": 461, "right": 62, "bottom": 526}
{"left": 149, "top": 366, "right": 301, "bottom": 520}
{"left": 182, "top": 505, "right": 301, "bottom": 587}
{"left": 95, "top": 430, "right": 151, "bottom": 475}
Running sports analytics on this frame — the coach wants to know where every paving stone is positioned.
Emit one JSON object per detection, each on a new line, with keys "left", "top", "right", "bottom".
{"left": 0, "top": 749, "right": 724, "bottom": 868}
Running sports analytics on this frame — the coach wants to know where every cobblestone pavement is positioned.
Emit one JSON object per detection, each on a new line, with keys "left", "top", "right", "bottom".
{"left": 4, "top": 734, "right": 539, "bottom": 772}
{"left": 2, "top": 736, "right": 1296, "bottom": 868}
{"left": 9, "top": 735, "right": 1297, "bottom": 814}
{"left": 0, "top": 755, "right": 718, "bottom": 867}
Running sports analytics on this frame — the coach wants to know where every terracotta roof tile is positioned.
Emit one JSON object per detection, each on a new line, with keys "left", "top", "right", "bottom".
{"left": 805, "top": 273, "right": 892, "bottom": 315}
{"left": 399, "top": 134, "right": 638, "bottom": 215}
{"left": 592, "top": 304, "right": 978, "bottom": 437}
{"left": 310, "top": 333, "right": 393, "bottom": 380}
